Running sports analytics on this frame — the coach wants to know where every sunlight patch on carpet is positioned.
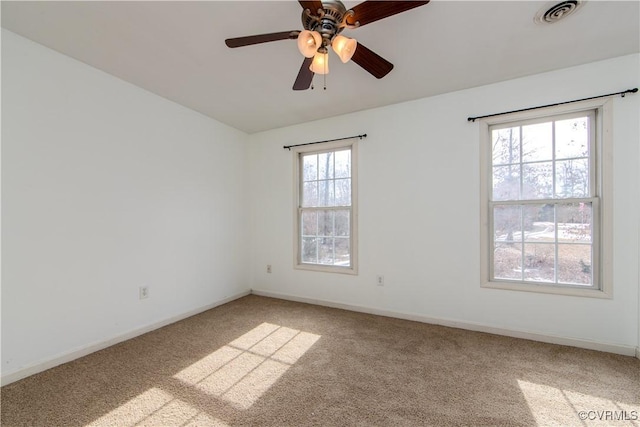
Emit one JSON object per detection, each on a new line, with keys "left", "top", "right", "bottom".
{"left": 517, "top": 379, "right": 640, "bottom": 426}
{"left": 174, "top": 322, "right": 321, "bottom": 409}
{"left": 88, "top": 387, "right": 229, "bottom": 427}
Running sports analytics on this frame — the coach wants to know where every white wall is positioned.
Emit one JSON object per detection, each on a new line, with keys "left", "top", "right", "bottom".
{"left": 248, "top": 53, "right": 640, "bottom": 352}
{"left": 1, "top": 30, "right": 250, "bottom": 381}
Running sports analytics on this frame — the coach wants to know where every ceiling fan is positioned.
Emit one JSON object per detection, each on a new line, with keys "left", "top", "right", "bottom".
{"left": 225, "top": 1, "right": 430, "bottom": 90}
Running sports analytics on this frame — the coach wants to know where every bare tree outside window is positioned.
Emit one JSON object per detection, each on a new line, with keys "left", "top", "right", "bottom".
{"left": 299, "top": 147, "right": 353, "bottom": 268}
{"left": 490, "top": 113, "right": 595, "bottom": 287}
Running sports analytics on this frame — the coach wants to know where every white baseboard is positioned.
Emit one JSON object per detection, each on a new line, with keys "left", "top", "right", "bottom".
{"left": 251, "top": 288, "right": 637, "bottom": 357}
{"left": 1, "top": 290, "right": 250, "bottom": 386}
{"left": 636, "top": 347, "right": 640, "bottom": 360}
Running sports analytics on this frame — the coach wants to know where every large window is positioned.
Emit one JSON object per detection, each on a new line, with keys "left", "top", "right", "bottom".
{"left": 480, "top": 100, "right": 612, "bottom": 297}
{"left": 294, "top": 140, "right": 357, "bottom": 274}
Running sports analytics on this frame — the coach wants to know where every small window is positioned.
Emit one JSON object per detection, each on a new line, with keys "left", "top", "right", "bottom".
{"left": 293, "top": 140, "right": 357, "bottom": 274}
{"left": 480, "top": 100, "right": 612, "bottom": 297}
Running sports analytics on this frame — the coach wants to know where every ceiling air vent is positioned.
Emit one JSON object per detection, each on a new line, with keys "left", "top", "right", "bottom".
{"left": 535, "top": 0, "right": 584, "bottom": 24}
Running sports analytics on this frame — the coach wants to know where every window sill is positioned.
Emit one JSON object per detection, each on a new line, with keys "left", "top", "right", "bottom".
{"left": 481, "top": 280, "right": 612, "bottom": 299}
{"left": 295, "top": 263, "right": 358, "bottom": 275}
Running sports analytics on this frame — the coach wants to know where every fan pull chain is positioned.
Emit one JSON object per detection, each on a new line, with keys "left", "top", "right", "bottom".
{"left": 324, "top": 57, "right": 327, "bottom": 90}
{"left": 309, "top": 59, "right": 327, "bottom": 90}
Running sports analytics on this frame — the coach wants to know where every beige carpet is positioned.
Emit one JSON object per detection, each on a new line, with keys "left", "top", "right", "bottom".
{"left": 2, "top": 295, "right": 639, "bottom": 426}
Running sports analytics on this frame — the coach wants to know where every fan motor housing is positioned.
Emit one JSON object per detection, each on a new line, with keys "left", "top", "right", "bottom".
{"left": 301, "top": 0, "right": 354, "bottom": 44}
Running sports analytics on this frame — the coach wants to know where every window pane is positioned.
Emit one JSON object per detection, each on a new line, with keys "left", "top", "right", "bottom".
{"left": 301, "top": 237, "right": 317, "bottom": 263}
{"left": 317, "top": 180, "right": 335, "bottom": 206}
{"left": 494, "top": 205, "right": 521, "bottom": 242}
{"left": 492, "top": 127, "right": 520, "bottom": 165}
{"left": 522, "top": 122, "right": 552, "bottom": 162}
{"left": 556, "top": 116, "right": 589, "bottom": 159}
{"left": 557, "top": 244, "right": 592, "bottom": 285}
{"left": 557, "top": 202, "right": 592, "bottom": 243}
{"left": 318, "top": 152, "right": 334, "bottom": 180}
{"left": 335, "top": 179, "right": 351, "bottom": 206}
{"left": 297, "top": 145, "right": 355, "bottom": 271}
{"left": 486, "top": 109, "right": 599, "bottom": 290}
{"left": 334, "top": 149, "right": 351, "bottom": 178}
{"left": 301, "top": 211, "right": 317, "bottom": 236}
{"left": 493, "top": 242, "right": 522, "bottom": 280}
{"left": 318, "top": 237, "right": 334, "bottom": 265}
{"left": 302, "top": 182, "right": 318, "bottom": 207}
{"left": 523, "top": 204, "right": 553, "bottom": 242}
{"left": 335, "top": 238, "right": 350, "bottom": 266}
{"left": 523, "top": 243, "right": 555, "bottom": 282}
{"left": 556, "top": 158, "right": 589, "bottom": 198}
{"left": 303, "top": 154, "right": 318, "bottom": 181}
{"left": 335, "top": 210, "right": 350, "bottom": 236}
{"left": 493, "top": 165, "right": 520, "bottom": 201}
{"left": 522, "top": 162, "right": 553, "bottom": 199}
{"left": 318, "top": 210, "right": 334, "bottom": 237}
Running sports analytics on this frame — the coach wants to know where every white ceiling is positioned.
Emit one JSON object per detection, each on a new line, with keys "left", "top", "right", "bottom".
{"left": 2, "top": 1, "right": 639, "bottom": 134}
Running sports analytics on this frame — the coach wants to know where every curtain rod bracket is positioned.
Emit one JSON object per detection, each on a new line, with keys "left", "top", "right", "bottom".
{"left": 467, "top": 88, "right": 638, "bottom": 122}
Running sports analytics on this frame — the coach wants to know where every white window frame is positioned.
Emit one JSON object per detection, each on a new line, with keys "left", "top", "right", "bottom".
{"left": 293, "top": 139, "right": 358, "bottom": 274}
{"left": 479, "top": 98, "right": 613, "bottom": 298}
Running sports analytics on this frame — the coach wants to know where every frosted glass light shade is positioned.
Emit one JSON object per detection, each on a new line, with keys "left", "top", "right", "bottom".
{"left": 331, "top": 35, "right": 357, "bottom": 63}
{"left": 310, "top": 52, "right": 329, "bottom": 74}
{"left": 297, "top": 30, "right": 322, "bottom": 58}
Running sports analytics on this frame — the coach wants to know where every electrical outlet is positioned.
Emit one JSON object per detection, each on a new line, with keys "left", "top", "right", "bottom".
{"left": 139, "top": 286, "right": 149, "bottom": 299}
{"left": 267, "top": 265, "right": 272, "bottom": 273}
{"left": 376, "top": 275, "right": 384, "bottom": 286}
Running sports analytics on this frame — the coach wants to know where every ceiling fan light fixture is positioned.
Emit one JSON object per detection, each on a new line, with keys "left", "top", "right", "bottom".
{"left": 225, "top": 0, "right": 431, "bottom": 90}
{"left": 331, "top": 35, "right": 357, "bottom": 63}
{"left": 310, "top": 52, "right": 329, "bottom": 74}
{"left": 297, "top": 30, "right": 322, "bottom": 58}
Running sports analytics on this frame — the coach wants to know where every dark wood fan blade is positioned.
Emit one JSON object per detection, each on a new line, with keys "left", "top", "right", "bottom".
{"left": 293, "top": 57, "right": 314, "bottom": 90}
{"left": 299, "top": 1, "right": 323, "bottom": 14}
{"left": 351, "top": 42, "right": 393, "bottom": 79}
{"left": 225, "top": 31, "right": 299, "bottom": 48}
{"left": 347, "top": 1, "right": 430, "bottom": 27}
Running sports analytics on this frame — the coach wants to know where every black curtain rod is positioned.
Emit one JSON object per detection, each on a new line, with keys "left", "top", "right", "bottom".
{"left": 467, "top": 88, "right": 638, "bottom": 122}
{"left": 283, "top": 134, "right": 367, "bottom": 150}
